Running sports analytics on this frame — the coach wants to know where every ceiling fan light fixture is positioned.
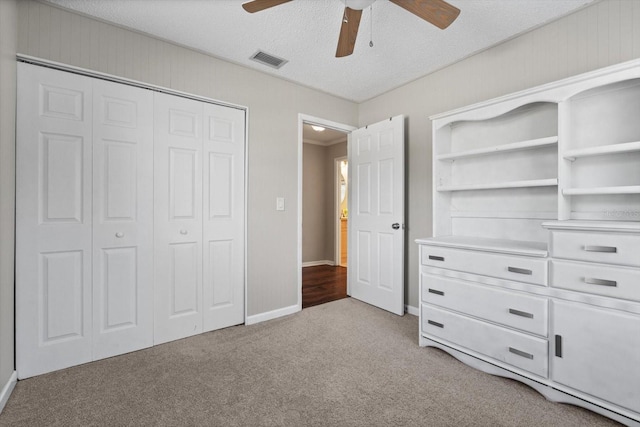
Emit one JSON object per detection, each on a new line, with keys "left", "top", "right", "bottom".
{"left": 311, "top": 125, "right": 326, "bottom": 132}
{"left": 340, "top": 0, "right": 376, "bottom": 10}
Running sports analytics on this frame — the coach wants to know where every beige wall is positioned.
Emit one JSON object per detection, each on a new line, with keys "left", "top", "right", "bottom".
{"left": 16, "top": 0, "right": 359, "bottom": 316}
{"left": 302, "top": 141, "right": 347, "bottom": 264}
{"left": 0, "top": 0, "right": 17, "bottom": 392}
{"left": 10, "top": 0, "right": 640, "bottom": 324}
{"left": 358, "top": 0, "right": 640, "bottom": 309}
{"left": 302, "top": 143, "right": 328, "bottom": 263}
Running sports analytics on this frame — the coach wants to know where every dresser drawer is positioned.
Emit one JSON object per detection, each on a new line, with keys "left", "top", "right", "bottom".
{"left": 422, "top": 274, "right": 548, "bottom": 336}
{"left": 421, "top": 304, "right": 548, "bottom": 378}
{"left": 420, "top": 245, "right": 548, "bottom": 286}
{"left": 550, "top": 231, "right": 640, "bottom": 267}
{"left": 550, "top": 260, "right": 640, "bottom": 302}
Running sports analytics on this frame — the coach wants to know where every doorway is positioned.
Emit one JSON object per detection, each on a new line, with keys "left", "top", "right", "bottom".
{"left": 298, "top": 115, "right": 356, "bottom": 309}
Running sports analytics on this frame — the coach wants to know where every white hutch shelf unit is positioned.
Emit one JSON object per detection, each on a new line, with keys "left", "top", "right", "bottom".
{"left": 418, "top": 59, "right": 640, "bottom": 427}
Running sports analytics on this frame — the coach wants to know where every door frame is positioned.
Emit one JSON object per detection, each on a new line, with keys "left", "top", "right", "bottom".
{"left": 334, "top": 156, "right": 347, "bottom": 267}
{"left": 297, "top": 114, "right": 356, "bottom": 310}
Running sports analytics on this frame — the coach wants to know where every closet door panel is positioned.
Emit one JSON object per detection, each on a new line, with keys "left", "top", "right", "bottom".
{"left": 154, "top": 93, "right": 204, "bottom": 344}
{"left": 92, "top": 80, "right": 154, "bottom": 359}
{"left": 202, "top": 105, "right": 245, "bottom": 331}
{"left": 16, "top": 63, "right": 93, "bottom": 379}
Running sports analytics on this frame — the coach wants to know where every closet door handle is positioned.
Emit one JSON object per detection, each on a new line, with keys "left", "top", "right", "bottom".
{"left": 508, "top": 308, "right": 534, "bottom": 319}
{"left": 584, "top": 277, "right": 617, "bottom": 287}
{"left": 115, "top": 232, "right": 124, "bottom": 238}
{"left": 508, "top": 347, "right": 534, "bottom": 360}
{"left": 427, "top": 320, "right": 444, "bottom": 328}
{"left": 180, "top": 229, "right": 188, "bottom": 235}
{"left": 508, "top": 266, "right": 532, "bottom": 275}
{"left": 392, "top": 223, "right": 400, "bottom": 230}
{"left": 584, "top": 245, "right": 617, "bottom": 253}
{"left": 428, "top": 255, "right": 445, "bottom": 262}
{"left": 428, "top": 288, "right": 444, "bottom": 296}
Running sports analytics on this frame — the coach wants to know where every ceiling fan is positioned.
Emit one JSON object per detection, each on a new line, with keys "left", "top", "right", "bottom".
{"left": 241, "top": 0, "right": 460, "bottom": 58}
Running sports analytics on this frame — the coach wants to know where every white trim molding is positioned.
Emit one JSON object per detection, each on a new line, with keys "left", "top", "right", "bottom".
{"left": 0, "top": 371, "right": 17, "bottom": 414}
{"left": 405, "top": 305, "right": 419, "bottom": 316}
{"left": 246, "top": 304, "right": 300, "bottom": 325}
{"left": 297, "top": 114, "right": 357, "bottom": 312}
{"left": 302, "top": 260, "right": 335, "bottom": 268}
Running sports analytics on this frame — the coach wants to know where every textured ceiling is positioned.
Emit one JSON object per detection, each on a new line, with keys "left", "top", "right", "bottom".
{"left": 303, "top": 123, "right": 348, "bottom": 146}
{"left": 44, "top": 0, "right": 595, "bottom": 102}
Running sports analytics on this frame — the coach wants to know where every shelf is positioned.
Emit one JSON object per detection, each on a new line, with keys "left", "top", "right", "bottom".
{"left": 563, "top": 186, "right": 640, "bottom": 196}
{"left": 564, "top": 140, "right": 640, "bottom": 161}
{"left": 415, "top": 236, "right": 548, "bottom": 257}
{"left": 437, "top": 136, "right": 558, "bottom": 161}
{"left": 451, "top": 211, "right": 557, "bottom": 220}
{"left": 437, "top": 178, "right": 558, "bottom": 192}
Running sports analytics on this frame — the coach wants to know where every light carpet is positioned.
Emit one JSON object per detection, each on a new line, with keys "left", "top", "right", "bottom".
{"left": 0, "top": 298, "right": 619, "bottom": 426}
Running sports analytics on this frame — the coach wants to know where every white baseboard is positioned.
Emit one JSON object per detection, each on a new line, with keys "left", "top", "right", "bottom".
{"left": 246, "top": 304, "right": 300, "bottom": 325}
{"left": 0, "top": 371, "right": 17, "bottom": 414}
{"left": 405, "top": 305, "right": 419, "bottom": 316}
{"left": 302, "top": 260, "right": 335, "bottom": 268}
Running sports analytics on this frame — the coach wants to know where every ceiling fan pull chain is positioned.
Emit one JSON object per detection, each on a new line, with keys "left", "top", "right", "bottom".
{"left": 369, "top": 4, "right": 374, "bottom": 47}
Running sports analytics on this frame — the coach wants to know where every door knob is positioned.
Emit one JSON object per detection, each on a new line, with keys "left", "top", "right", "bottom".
{"left": 115, "top": 232, "right": 124, "bottom": 238}
{"left": 392, "top": 223, "right": 400, "bottom": 230}
{"left": 180, "top": 229, "right": 188, "bottom": 235}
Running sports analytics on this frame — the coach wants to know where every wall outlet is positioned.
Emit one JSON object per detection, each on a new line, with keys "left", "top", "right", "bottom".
{"left": 276, "top": 197, "right": 285, "bottom": 211}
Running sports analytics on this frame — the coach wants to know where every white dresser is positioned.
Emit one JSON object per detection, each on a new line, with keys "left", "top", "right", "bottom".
{"left": 418, "top": 59, "right": 640, "bottom": 426}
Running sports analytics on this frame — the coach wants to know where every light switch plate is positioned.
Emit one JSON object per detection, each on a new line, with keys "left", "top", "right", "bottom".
{"left": 276, "top": 197, "right": 285, "bottom": 211}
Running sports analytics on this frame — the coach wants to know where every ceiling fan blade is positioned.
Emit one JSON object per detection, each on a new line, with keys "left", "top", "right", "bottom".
{"left": 242, "top": 0, "right": 292, "bottom": 13}
{"left": 335, "top": 7, "right": 363, "bottom": 58}
{"left": 390, "top": 0, "right": 460, "bottom": 29}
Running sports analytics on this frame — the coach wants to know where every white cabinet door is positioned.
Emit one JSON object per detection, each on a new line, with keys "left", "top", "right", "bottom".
{"left": 92, "top": 80, "right": 154, "bottom": 359}
{"left": 154, "top": 93, "right": 204, "bottom": 344}
{"left": 551, "top": 300, "right": 640, "bottom": 414}
{"left": 202, "top": 104, "right": 245, "bottom": 331}
{"left": 349, "top": 115, "right": 405, "bottom": 315}
{"left": 16, "top": 63, "right": 94, "bottom": 378}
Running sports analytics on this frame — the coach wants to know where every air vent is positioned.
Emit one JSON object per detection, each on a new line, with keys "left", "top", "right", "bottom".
{"left": 250, "top": 50, "right": 288, "bottom": 69}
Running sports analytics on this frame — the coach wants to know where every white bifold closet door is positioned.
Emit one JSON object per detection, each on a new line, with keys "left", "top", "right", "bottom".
{"left": 154, "top": 93, "right": 245, "bottom": 345}
{"left": 91, "top": 79, "right": 154, "bottom": 360}
{"left": 16, "top": 63, "right": 154, "bottom": 378}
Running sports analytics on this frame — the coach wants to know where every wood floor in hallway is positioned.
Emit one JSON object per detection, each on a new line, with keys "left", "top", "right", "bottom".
{"left": 302, "top": 265, "right": 348, "bottom": 309}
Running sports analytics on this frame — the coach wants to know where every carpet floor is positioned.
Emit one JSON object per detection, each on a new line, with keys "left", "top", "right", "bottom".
{"left": 0, "top": 298, "right": 620, "bottom": 426}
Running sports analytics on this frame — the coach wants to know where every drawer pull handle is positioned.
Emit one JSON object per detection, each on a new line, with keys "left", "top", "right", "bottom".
{"left": 509, "top": 347, "right": 534, "bottom": 360}
{"left": 584, "top": 245, "right": 617, "bottom": 253}
{"left": 428, "top": 255, "right": 445, "bottom": 262}
{"left": 427, "top": 320, "right": 444, "bottom": 328}
{"left": 428, "top": 288, "right": 444, "bottom": 296}
{"left": 507, "top": 266, "right": 532, "bottom": 275}
{"left": 584, "top": 277, "right": 617, "bottom": 287}
{"left": 555, "top": 335, "right": 562, "bottom": 358}
{"left": 508, "top": 308, "right": 534, "bottom": 319}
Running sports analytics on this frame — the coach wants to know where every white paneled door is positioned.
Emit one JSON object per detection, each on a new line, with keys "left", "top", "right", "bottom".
{"left": 154, "top": 94, "right": 246, "bottom": 343}
{"left": 17, "top": 63, "right": 246, "bottom": 378}
{"left": 154, "top": 93, "right": 204, "bottom": 344}
{"left": 16, "top": 64, "right": 94, "bottom": 378}
{"left": 17, "top": 64, "right": 156, "bottom": 378}
{"left": 202, "top": 104, "right": 246, "bottom": 332}
{"left": 92, "top": 79, "right": 154, "bottom": 360}
{"left": 349, "top": 116, "right": 405, "bottom": 315}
